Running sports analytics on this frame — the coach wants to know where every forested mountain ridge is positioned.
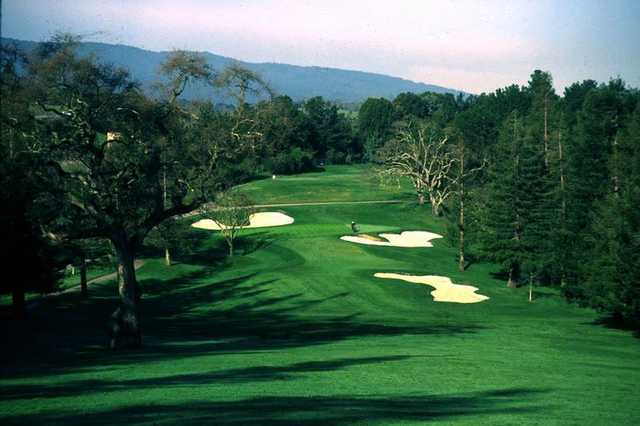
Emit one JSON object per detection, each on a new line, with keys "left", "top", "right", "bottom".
{"left": 1, "top": 37, "right": 464, "bottom": 103}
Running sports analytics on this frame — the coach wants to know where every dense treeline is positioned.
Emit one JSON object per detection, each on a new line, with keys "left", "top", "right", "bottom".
{"left": 2, "top": 34, "right": 639, "bottom": 333}
{"left": 468, "top": 74, "right": 638, "bottom": 326}
{"left": 372, "top": 71, "right": 639, "bottom": 326}
{"left": 242, "top": 88, "right": 467, "bottom": 173}
{"left": 252, "top": 94, "right": 358, "bottom": 173}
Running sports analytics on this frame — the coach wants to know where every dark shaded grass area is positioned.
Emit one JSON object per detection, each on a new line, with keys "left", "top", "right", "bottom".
{"left": 1, "top": 388, "right": 549, "bottom": 425}
{"left": 0, "top": 261, "right": 483, "bottom": 380}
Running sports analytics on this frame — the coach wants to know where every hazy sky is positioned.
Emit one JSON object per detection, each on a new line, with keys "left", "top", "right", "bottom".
{"left": 2, "top": 0, "right": 639, "bottom": 94}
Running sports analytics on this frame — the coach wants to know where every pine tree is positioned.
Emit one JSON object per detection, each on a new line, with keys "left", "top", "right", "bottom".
{"left": 581, "top": 107, "right": 640, "bottom": 324}
{"left": 563, "top": 81, "right": 632, "bottom": 297}
{"left": 547, "top": 110, "right": 571, "bottom": 286}
{"left": 482, "top": 112, "right": 526, "bottom": 287}
{"left": 524, "top": 71, "right": 560, "bottom": 286}
{"left": 482, "top": 109, "right": 555, "bottom": 290}
{"left": 526, "top": 70, "right": 557, "bottom": 168}
{"left": 518, "top": 130, "right": 555, "bottom": 298}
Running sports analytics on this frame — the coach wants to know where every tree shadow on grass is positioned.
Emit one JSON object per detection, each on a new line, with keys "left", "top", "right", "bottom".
{"left": 236, "top": 231, "right": 276, "bottom": 255}
{"left": 584, "top": 315, "right": 640, "bottom": 338}
{"left": 1, "top": 283, "right": 484, "bottom": 382}
{"left": 0, "top": 387, "right": 550, "bottom": 426}
{"left": 160, "top": 230, "right": 277, "bottom": 267}
{"left": 0, "top": 355, "right": 417, "bottom": 400}
{"left": 0, "top": 242, "right": 486, "bottom": 379}
{"left": 167, "top": 236, "right": 229, "bottom": 268}
{"left": 0, "top": 265, "right": 485, "bottom": 380}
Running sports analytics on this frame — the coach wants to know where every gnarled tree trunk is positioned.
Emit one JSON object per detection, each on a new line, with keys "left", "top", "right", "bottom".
{"left": 107, "top": 236, "right": 142, "bottom": 349}
{"left": 430, "top": 196, "right": 442, "bottom": 216}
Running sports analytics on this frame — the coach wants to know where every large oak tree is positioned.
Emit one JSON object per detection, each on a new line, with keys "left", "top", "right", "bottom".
{"left": 25, "top": 36, "right": 259, "bottom": 347}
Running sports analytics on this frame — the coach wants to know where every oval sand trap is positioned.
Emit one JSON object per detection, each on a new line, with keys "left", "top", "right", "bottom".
{"left": 341, "top": 231, "right": 442, "bottom": 248}
{"left": 374, "top": 273, "right": 489, "bottom": 304}
{"left": 192, "top": 212, "right": 294, "bottom": 230}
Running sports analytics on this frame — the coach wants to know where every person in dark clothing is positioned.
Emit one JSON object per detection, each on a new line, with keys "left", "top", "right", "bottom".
{"left": 351, "top": 221, "right": 359, "bottom": 234}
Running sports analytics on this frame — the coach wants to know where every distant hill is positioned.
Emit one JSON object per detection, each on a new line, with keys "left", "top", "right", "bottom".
{"left": 1, "top": 37, "right": 465, "bottom": 104}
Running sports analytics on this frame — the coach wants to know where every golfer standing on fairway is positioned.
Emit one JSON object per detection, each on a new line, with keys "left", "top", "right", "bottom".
{"left": 351, "top": 221, "right": 359, "bottom": 234}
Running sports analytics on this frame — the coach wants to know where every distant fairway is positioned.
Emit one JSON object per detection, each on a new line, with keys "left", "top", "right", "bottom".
{"left": 236, "top": 164, "right": 416, "bottom": 203}
{"left": 1, "top": 166, "right": 639, "bottom": 425}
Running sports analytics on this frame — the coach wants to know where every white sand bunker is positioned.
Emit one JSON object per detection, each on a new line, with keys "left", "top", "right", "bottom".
{"left": 192, "top": 212, "right": 294, "bottom": 230}
{"left": 374, "top": 273, "right": 489, "bottom": 304}
{"left": 340, "top": 231, "right": 442, "bottom": 248}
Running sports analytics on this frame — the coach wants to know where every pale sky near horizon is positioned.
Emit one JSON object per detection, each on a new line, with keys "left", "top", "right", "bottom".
{"left": 2, "top": 0, "right": 639, "bottom": 94}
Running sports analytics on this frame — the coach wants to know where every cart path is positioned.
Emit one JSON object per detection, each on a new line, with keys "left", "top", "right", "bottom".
{"left": 252, "top": 199, "right": 405, "bottom": 207}
{"left": 27, "top": 260, "right": 145, "bottom": 311}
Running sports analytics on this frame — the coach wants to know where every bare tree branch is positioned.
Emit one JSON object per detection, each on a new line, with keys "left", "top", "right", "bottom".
{"left": 378, "top": 124, "right": 456, "bottom": 215}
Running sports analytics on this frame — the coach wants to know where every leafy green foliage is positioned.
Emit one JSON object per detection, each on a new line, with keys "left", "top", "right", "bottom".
{"left": 145, "top": 218, "right": 205, "bottom": 260}
{"left": 304, "top": 96, "right": 355, "bottom": 163}
{"left": 270, "top": 147, "right": 315, "bottom": 175}
{"left": 358, "top": 97, "right": 394, "bottom": 160}
{"left": 392, "top": 92, "right": 430, "bottom": 119}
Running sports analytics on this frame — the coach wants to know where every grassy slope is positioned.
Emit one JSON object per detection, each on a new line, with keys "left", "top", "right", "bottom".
{"left": 1, "top": 166, "right": 638, "bottom": 425}
{"left": 236, "top": 164, "right": 415, "bottom": 203}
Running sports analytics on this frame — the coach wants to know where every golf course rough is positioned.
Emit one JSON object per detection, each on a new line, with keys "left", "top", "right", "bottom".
{"left": 191, "top": 211, "right": 294, "bottom": 230}
{"left": 374, "top": 273, "right": 490, "bottom": 304}
{"left": 340, "top": 231, "right": 443, "bottom": 248}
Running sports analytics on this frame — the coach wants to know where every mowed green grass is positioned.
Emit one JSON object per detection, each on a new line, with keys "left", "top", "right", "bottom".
{"left": 237, "top": 164, "right": 415, "bottom": 203}
{"left": 1, "top": 166, "right": 639, "bottom": 425}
